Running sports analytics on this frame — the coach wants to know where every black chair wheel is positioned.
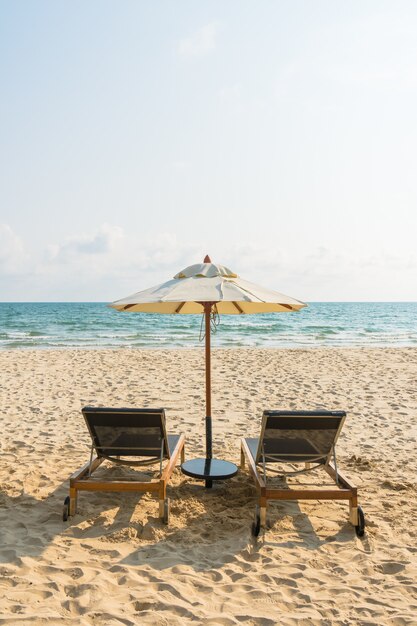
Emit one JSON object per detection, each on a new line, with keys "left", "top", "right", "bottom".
{"left": 63, "top": 496, "right": 70, "bottom": 522}
{"left": 355, "top": 506, "right": 365, "bottom": 537}
{"left": 252, "top": 505, "right": 261, "bottom": 537}
{"left": 163, "top": 498, "right": 170, "bottom": 525}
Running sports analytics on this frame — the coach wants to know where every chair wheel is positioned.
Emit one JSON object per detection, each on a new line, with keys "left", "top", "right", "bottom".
{"left": 252, "top": 505, "right": 261, "bottom": 537}
{"left": 63, "top": 496, "right": 70, "bottom": 522}
{"left": 163, "top": 498, "right": 170, "bottom": 525}
{"left": 355, "top": 506, "right": 365, "bottom": 537}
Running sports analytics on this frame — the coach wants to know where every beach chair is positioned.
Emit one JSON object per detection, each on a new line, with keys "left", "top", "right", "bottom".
{"left": 241, "top": 410, "right": 365, "bottom": 537}
{"left": 63, "top": 407, "right": 185, "bottom": 524}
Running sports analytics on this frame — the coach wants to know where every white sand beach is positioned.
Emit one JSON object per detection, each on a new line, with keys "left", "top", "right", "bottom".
{"left": 0, "top": 347, "right": 416, "bottom": 625}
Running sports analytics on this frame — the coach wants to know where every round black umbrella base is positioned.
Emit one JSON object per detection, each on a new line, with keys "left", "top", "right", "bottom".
{"left": 181, "top": 458, "right": 238, "bottom": 488}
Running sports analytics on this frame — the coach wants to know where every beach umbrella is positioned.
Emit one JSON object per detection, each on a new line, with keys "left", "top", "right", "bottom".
{"left": 110, "top": 256, "right": 306, "bottom": 486}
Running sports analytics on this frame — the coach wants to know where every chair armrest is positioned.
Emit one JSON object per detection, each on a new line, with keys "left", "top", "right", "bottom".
{"left": 241, "top": 438, "right": 266, "bottom": 492}
{"left": 160, "top": 434, "right": 185, "bottom": 483}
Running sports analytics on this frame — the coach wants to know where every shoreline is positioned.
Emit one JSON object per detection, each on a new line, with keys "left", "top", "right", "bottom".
{"left": 1, "top": 344, "right": 417, "bottom": 353}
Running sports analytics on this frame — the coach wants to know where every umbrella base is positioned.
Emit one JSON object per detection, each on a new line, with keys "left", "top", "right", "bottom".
{"left": 181, "top": 458, "right": 238, "bottom": 488}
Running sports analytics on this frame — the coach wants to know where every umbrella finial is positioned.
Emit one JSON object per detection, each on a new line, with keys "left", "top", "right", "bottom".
{"left": 204, "top": 255, "right": 212, "bottom": 263}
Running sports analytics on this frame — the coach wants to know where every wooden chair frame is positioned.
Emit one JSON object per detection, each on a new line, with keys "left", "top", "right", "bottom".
{"left": 240, "top": 411, "right": 363, "bottom": 536}
{"left": 68, "top": 435, "right": 185, "bottom": 520}
{"left": 68, "top": 435, "right": 185, "bottom": 521}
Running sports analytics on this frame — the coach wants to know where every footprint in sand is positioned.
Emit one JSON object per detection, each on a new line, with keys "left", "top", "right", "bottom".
{"left": 375, "top": 562, "right": 406, "bottom": 575}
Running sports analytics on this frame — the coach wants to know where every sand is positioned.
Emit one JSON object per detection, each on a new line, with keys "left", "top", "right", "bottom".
{"left": 0, "top": 347, "right": 416, "bottom": 625}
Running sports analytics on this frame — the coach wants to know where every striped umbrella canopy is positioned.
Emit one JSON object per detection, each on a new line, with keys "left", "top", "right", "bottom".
{"left": 110, "top": 258, "right": 306, "bottom": 315}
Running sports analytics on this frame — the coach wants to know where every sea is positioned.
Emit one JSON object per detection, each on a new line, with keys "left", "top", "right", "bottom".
{"left": 0, "top": 302, "right": 416, "bottom": 350}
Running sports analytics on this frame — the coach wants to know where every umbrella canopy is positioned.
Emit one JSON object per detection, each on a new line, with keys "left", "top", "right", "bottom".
{"left": 110, "top": 260, "right": 306, "bottom": 314}
{"left": 110, "top": 256, "right": 306, "bottom": 484}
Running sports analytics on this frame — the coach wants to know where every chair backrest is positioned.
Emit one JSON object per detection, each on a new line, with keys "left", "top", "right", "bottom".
{"left": 82, "top": 407, "right": 170, "bottom": 461}
{"left": 256, "top": 410, "right": 346, "bottom": 464}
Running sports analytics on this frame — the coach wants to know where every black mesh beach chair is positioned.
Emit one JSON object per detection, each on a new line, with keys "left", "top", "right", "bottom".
{"left": 63, "top": 407, "right": 185, "bottom": 524}
{"left": 241, "top": 410, "right": 365, "bottom": 537}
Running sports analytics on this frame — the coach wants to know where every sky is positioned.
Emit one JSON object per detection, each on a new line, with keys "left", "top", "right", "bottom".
{"left": 1, "top": 0, "right": 416, "bottom": 302}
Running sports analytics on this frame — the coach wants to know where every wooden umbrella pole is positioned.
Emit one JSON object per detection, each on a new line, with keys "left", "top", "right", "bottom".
{"left": 205, "top": 302, "right": 212, "bottom": 459}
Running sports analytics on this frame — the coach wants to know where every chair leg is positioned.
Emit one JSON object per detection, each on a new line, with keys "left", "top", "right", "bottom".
{"left": 159, "top": 481, "right": 167, "bottom": 519}
{"left": 159, "top": 499, "right": 165, "bottom": 518}
{"left": 240, "top": 446, "right": 246, "bottom": 469}
{"left": 181, "top": 444, "right": 185, "bottom": 464}
{"left": 69, "top": 487, "right": 77, "bottom": 516}
{"left": 260, "top": 503, "right": 267, "bottom": 527}
{"left": 349, "top": 499, "right": 359, "bottom": 526}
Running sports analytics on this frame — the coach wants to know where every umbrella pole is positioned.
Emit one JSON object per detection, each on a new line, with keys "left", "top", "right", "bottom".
{"left": 205, "top": 303, "right": 212, "bottom": 460}
{"left": 181, "top": 298, "right": 237, "bottom": 487}
{"left": 205, "top": 303, "right": 213, "bottom": 488}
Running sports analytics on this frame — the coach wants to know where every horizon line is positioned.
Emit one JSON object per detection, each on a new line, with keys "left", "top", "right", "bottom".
{"left": 1, "top": 300, "right": 417, "bottom": 305}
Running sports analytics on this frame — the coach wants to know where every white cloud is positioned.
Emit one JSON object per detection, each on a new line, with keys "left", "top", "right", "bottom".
{"left": 35, "top": 227, "right": 203, "bottom": 300}
{"left": 0, "top": 224, "right": 28, "bottom": 274}
{"left": 178, "top": 22, "right": 220, "bottom": 58}
{"left": 1, "top": 225, "right": 416, "bottom": 301}
{"left": 44, "top": 232, "right": 417, "bottom": 301}
{"left": 46, "top": 226, "right": 198, "bottom": 274}
{"left": 225, "top": 242, "right": 284, "bottom": 276}
{"left": 47, "top": 223, "right": 124, "bottom": 262}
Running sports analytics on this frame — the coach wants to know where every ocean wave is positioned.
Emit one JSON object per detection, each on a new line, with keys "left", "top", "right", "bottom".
{"left": 1, "top": 302, "right": 417, "bottom": 349}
